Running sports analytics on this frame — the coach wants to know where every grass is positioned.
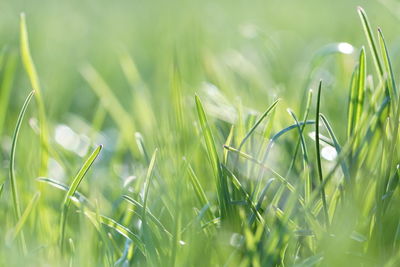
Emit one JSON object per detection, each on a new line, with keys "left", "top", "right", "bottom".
{"left": 2, "top": 3, "right": 400, "bottom": 266}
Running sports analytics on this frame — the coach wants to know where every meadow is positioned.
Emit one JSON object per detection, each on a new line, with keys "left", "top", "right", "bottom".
{"left": 1, "top": 0, "right": 400, "bottom": 266}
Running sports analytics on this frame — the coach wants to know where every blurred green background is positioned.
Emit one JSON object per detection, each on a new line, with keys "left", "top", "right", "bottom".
{"left": 1, "top": 0, "right": 399, "bottom": 118}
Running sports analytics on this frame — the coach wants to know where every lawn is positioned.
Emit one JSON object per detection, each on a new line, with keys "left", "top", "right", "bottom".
{"left": 1, "top": 0, "right": 400, "bottom": 266}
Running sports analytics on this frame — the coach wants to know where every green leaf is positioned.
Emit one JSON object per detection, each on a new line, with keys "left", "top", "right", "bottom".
{"left": 195, "top": 95, "right": 230, "bottom": 218}
{"left": 378, "top": 28, "right": 397, "bottom": 107}
{"left": 20, "top": 13, "right": 49, "bottom": 176}
{"left": 186, "top": 162, "right": 214, "bottom": 221}
{"left": 8, "top": 191, "right": 41, "bottom": 243}
{"left": 238, "top": 99, "right": 280, "bottom": 150}
{"left": 9, "top": 90, "right": 34, "bottom": 253}
{"left": 357, "top": 7, "right": 383, "bottom": 78}
{"left": 347, "top": 48, "right": 366, "bottom": 139}
{"left": 60, "top": 145, "right": 102, "bottom": 250}
{"left": 315, "top": 81, "right": 330, "bottom": 229}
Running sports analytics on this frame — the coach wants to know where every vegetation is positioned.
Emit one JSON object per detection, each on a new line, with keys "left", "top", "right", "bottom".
{"left": 1, "top": 2, "right": 400, "bottom": 266}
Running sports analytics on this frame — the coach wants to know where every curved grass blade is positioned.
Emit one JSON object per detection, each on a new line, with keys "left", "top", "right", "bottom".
{"left": 195, "top": 95, "right": 230, "bottom": 218}
{"left": 20, "top": 13, "right": 49, "bottom": 176}
{"left": 315, "top": 81, "right": 330, "bottom": 229}
{"left": 0, "top": 183, "right": 3, "bottom": 198}
{"left": 8, "top": 191, "right": 41, "bottom": 243}
{"left": 357, "top": 7, "right": 383, "bottom": 78}
{"left": 9, "top": 90, "right": 34, "bottom": 253}
{"left": 59, "top": 145, "right": 102, "bottom": 251}
{"left": 264, "top": 120, "right": 315, "bottom": 162}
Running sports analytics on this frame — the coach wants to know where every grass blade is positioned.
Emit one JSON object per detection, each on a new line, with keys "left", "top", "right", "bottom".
{"left": 0, "top": 52, "right": 17, "bottom": 137}
{"left": 238, "top": 99, "right": 280, "bottom": 150}
{"left": 195, "top": 95, "right": 230, "bottom": 218}
{"left": 357, "top": 7, "right": 383, "bottom": 78}
{"left": 347, "top": 48, "right": 366, "bottom": 139}
{"left": 378, "top": 28, "right": 397, "bottom": 105}
{"left": 186, "top": 162, "right": 214, "bottom": 220}
{"left": 9, "top": 90, "right": 34, "bottom": 253}
{"left": 8, "top": 192, "right": 41, "bottom": 243}
{"left": 20, "top": 13, "right": 49, "bottom": 176}
{"left": 315, "top": 81, "right": 330, "bottom": 229}
{"left": 141, "top": 149, "right": 159, "bottom": 265}
{"left": 142, "top": 149, "right": 158, "bottom": 221}
{"left": 59, "top": 145, "right": 102, "bottom": 250}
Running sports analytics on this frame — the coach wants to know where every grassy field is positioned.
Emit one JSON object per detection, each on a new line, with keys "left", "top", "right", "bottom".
{"left": 1, "top": 0, "right": 400, "bottom": 266}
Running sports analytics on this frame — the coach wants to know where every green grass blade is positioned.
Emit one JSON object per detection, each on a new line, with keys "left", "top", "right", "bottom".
{"left": 0, "top": 183, "right": 3, "bottom": 198}
{"left": 347, "top": 48, "right": 366, "bottom": 139}
{"left": 355, "top": 48, "right": 366, "bottom": 131}
{"left": 315, "top": 81, "right": 330, "bottom": 229}
{"left": 0, "top": 52, "right": 17, "bottom": 137}
{"left": 59, "top": 145, "right": 102, "bottom": 250}
{"left": 20, "top": 13, "right": 49, "bottom": 176}
{"left": 195, "top": 95, "right": 230, "bottom": 218}
{"left": 186, "top": 162, "right": 214, "bottom": 220}
{"left": 9, "top": 191, "right": 41, "bottom": 243}
{"left": 378, "top": 28, "right": 397, "bottom": 103}
{"left": 9, "top": 90, "right": 34, "bottom": 253}
{"left": 141, "top": 149, "right": 158, "bottom": 265}
{"left": 142, "top": 149, "right": 158, "bottom": 220}
{"left": 357, "top": 6, "right": 384, "bottom": 78}
{"left": 20, "top": 14, "right": 41, "bottom": 96}
{"left": 347, "top": 65, "right": 358, "bottom": 139}
{"left": 238, "top": 99, "right": 280, "bottom": 150}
